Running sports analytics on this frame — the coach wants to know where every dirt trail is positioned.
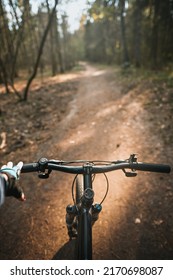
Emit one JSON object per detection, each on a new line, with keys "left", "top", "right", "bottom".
{"left": 0, "top": 63, "right": 172, "bottom": 259}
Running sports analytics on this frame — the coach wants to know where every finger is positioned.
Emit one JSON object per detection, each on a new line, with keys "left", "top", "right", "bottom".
{"left": 19, "top": 193, "right": 26, "bottom": 202}
{"left": 16, "top": 161, "right": 23, "bottom": 170}
{"left": 14, "top": 162, "right": 23, "bottom": 177}
{"left": 7, "top": 162, "right": 13, "bottom": 168}
{"left": 1, "top": 164, "right": 7, "bottom": 169}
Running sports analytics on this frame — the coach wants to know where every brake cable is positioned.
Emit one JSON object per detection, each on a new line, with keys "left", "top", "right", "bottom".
{"left": 71, "top": 172, "right": 109, "bottom": 206}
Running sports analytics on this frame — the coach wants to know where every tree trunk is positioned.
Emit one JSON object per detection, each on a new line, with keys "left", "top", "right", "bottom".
{"left": 133, "top": 0, "right": 142, "bottom": 67}
{"left": 0, "top": 58, "right": 10, "bottom": 94}
{"left": 23, "top": 0, "right": 59, "bottom": 101}
{"left": 56, "top": 24, "right": 64, "bottom": 73}
{"left": 150, "top": 0, "right": 160, "bottom": 69}
{"left": 119, "top": 0, "right": 130, "bottom": 66}
{"left": 46, "top": 0, "right": 58, "bottom": 76}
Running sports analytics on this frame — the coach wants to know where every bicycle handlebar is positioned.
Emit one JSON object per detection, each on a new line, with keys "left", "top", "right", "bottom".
{"left": 21, "top": 157, "right": 171, "bottom": 175}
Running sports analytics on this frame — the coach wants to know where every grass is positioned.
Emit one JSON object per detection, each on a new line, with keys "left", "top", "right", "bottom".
{"left": 114, "top": 64, "right": 173, "bottom": 88}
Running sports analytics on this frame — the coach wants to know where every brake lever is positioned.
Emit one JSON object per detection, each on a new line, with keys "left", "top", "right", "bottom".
{"left": 122, "top": 154, "right": 138, "bottom": 177}
{"left": 122, "top": 169, "right": 137, "bottom": 177}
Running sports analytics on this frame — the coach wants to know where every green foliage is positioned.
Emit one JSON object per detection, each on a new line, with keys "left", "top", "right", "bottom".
{"left": 83, "top": 0, "right": 173, "bottom": 69}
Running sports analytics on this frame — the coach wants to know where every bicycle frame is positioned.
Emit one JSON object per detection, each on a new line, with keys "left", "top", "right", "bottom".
{"left": 77, "top": 169, "right": 94, "bottom": 260}
{"left": 77, "top": 201, "right": 92, "bottom": 259}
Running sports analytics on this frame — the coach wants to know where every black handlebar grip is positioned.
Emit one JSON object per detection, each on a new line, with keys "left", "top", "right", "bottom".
{"left": 21, "top": 163, "right": 39, "bottom": 173}
{"left": 135, "top": 163, "right": 171, "bottom": 173}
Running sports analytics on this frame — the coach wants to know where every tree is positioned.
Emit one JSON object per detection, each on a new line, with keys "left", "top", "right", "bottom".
{"left": 84, "top": 0, "right": 118, "bottom": 63}
{"left": 118, "top": 0, "right": 129, "bottom": 65}
{"left": 150, "top": 0, "right": 160, "bottom": 69}
{"left": 131, "top": 0, "right": 142, "bottom": 67}
{"left": 0, "top": 0, "right": 31, "bottom": 97}
{"left": 23, "top": 0, "right": 59, "bottom": 101}
{"left": 46, "top": 0, "right": 58, "bottom": 76}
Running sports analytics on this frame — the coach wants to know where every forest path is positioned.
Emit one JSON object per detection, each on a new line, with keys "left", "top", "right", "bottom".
{"left": 0, "top": 62, "right": 172, "bottom": 260}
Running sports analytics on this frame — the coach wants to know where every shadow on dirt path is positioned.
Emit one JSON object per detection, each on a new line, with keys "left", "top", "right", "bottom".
{"left": 0, "top": 62, "right": 172, "bottom": 259}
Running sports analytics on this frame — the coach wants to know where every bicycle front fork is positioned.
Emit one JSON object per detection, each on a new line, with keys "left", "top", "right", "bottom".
{"left": 66, "top": 190, "right": 102, "bottom": 240}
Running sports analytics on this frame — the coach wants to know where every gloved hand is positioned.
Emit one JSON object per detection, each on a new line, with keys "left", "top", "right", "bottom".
{"left": 0, "top": 161, "right": 25, "bottom": 201}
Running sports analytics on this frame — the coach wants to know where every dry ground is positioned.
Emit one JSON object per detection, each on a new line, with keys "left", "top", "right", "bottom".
{"left": 0, "top": 62, "right": 173, "bottom": 259}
